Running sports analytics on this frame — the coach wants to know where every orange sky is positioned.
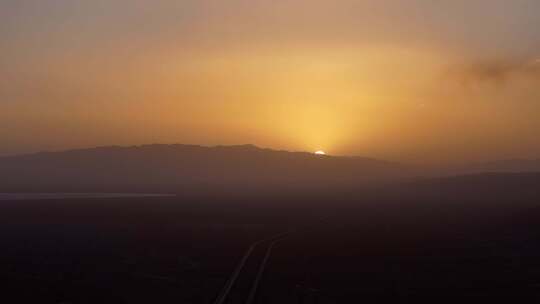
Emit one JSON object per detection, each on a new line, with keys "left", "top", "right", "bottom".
{"left": 1, "top": 0, "right": 540, "bottom": 163}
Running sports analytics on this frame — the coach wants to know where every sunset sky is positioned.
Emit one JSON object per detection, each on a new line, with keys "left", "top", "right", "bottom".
{"left": 2, "top": 0, "right": 540, "bottom": 163}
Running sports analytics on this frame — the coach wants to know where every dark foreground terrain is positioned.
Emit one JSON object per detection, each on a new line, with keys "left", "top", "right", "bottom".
{"left": 2, "top": 173, "right": 540, "bottom": 303}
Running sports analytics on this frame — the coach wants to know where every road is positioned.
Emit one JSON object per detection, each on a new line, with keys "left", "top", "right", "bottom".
{"left": 213, "top": 217, "right": 331, "bottom": 304}
{"left": 213, "top": 232, "right": 291, "bottom": 304}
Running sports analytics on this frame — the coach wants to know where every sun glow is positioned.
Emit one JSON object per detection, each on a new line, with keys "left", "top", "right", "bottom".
{"left": 315, "top": 150, "right": 326, "bottom": 155}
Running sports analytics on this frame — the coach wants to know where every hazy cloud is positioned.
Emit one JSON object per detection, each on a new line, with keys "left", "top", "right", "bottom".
{"left": 453, "top": 59, "right": 540, "bottom": 86}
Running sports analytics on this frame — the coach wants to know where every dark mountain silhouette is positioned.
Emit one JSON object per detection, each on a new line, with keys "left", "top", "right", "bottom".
{"left": 402, "top": 172, "right": 540, "bottom": 207}
{"left": 467, "top": 158, "right": 540, "bottom": 173}
{"left": 415, "top": 172, "right": 540, "bottom": 193}
{"left": 424, "top": 158, "right": 540, "bottom": 177}
{"left": 0, "top": 144, "right": 409, "bottom": 193}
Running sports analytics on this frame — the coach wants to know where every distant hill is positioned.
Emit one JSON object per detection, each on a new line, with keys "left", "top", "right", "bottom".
{"left": 0, "top": 144, "right": 408, "bottom": 193}
{"left": 467, "top": 159, "right": 540, "bottom": 173}
{"left": 417, "top": 172, "right": 540, "bottom": 190}
{"left": 388, "top": 172, "right": 540, "bottom": 205}
{"left": 426, "top": 159, "right": 540, "bottom": 177}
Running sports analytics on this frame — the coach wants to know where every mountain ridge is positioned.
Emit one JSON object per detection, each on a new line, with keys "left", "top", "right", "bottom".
{"left": 0, "top": 143, "right": 406, "bottom": 193}
{"left": 0, "top": 143, "right": 394, "bottom": 164}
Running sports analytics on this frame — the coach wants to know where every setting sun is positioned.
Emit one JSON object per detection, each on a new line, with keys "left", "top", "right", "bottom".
{"left": 315, "top": 150, "right": 326, "bottom": 155}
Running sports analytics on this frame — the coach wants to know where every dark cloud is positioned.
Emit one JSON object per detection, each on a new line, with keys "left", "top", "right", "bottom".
{"left": 453, "top": 59, "right": 540, "bottom": 86}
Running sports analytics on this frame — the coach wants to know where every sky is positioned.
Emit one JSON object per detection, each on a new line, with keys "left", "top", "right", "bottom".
{"left": 1, "top": 0, "right": 540, "bottom": 163}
